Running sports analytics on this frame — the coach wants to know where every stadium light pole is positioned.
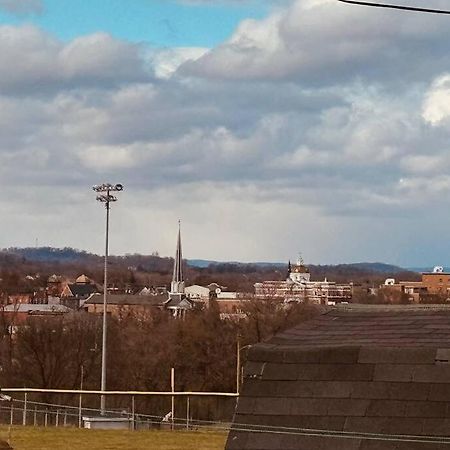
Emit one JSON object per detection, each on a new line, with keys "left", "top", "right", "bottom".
{"left": 93, "top": 182, "right": 123, "bottom": 415}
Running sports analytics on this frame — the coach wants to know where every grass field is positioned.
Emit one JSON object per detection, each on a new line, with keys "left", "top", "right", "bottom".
{"left": 0, "top": 426, "right": 228, "bottom": 450}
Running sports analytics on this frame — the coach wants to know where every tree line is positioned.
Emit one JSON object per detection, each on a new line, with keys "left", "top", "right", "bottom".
{"left": 0, "top": 299, "right": 320, "bottom": 420}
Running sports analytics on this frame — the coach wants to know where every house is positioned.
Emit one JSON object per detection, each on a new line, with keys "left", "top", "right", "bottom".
{"left": 255, "top": 258, "right": 352, "bottom": 305}
{"left": 137, "top": 286, "right": 167, "bottom": 296}
{"left": 60, "top": 274, "right": 99, "bottom": 309}
{"left": 185, "top": 284, "right": 210, "bottom": 302}
{"left": 83, "top": 293, "right": 166, "bottom": 318}
{"left": 7, "top": 293, "right": 34, "bottom": 305}
{"left": 46, "top": 274, "right": 65, "bottom": 296}
{"left": 227, "top": 304, "right": 450, "bottom": 450}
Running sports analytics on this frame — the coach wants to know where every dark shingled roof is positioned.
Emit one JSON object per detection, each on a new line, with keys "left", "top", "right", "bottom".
{"left": 85, "top": 293, "right": 166, "bottom": 306}
{"left": 270, "top": 304, "right": 450, "bottom": 348}
{"left": 226, "top": 306, "right": 450, "bottom": 450}
{"left": 66, "top": 283, "right": 97, "bottom": 298}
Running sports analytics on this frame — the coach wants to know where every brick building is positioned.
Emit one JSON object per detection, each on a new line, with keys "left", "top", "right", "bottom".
{"left": 83, "top": 293, "right": 166, "bottom": 318}
{"left": 381, "top": 266, "right": 450, "bottom": 303}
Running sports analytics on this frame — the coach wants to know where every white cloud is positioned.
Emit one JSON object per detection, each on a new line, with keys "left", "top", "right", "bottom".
{"left": 422, "top": 74, "right": 450, "bottom": 126}
{"left": 2, "top": 3, "right": 450, "bottom": 264}
{"left": 0, "top": 26, "right": 151, "bottom": 93}
{"left": 149, "top": 47, "right": 209, "bottom": 79}
{"left": 180, "top": 0, "right": 450, "bottom": 84}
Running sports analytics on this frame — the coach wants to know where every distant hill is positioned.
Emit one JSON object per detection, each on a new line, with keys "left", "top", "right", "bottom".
{"left": 1, "top": 247, "right": 416, "bottom": 280}
{"left": 188, "top": 259, "right": 410, "bottom": 274}
{"left": 4, "top": 247, "right": 98, "bottom": 263}
{"left": 321, "top": 262, "right": 415, "bottom": 274}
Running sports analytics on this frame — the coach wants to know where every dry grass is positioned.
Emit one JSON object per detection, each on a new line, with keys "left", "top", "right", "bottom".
{"left": 0, "top": 426, "right": 227, "bottom": 450}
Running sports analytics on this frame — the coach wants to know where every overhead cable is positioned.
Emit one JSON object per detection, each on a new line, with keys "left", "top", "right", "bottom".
{"left": 338, "top": 0, "right": 450, "bottom": 14}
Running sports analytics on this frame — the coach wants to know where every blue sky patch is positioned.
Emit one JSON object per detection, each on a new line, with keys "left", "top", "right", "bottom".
{"left": 0, "top": 0, "right": 270, "bottom": 47}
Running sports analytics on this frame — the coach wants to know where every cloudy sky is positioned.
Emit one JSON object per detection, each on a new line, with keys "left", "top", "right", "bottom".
{"left": 1, "top": 0, "right": 450, "bottom": 266}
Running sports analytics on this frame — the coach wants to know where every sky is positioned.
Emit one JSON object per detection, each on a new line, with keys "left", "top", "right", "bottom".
{"left": 1, "top": 0, "right": 450, "bottom": 266}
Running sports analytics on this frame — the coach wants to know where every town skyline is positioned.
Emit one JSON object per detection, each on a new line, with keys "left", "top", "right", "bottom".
{"left": 1, "top": 0, "right": 450, "bottom": 266}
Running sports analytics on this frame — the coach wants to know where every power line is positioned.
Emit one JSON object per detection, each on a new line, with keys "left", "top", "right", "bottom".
{"left": 337, "top": 0, "right": 450, "bottom": 14}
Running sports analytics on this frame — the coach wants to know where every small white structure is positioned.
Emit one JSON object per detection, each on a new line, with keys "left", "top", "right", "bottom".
{"left": 83, "top": 416, "right": 132, "bottom": 430}
{"left": 217, "top": 291, "right": 238, "bottom": 299}
{"left": 385, "top": 278, "right": 396, "bottom": 286}
{"left": 434, "top": 266, "right": 444, "bottom": 273}
{"left": 185, "top": 285, "right": 210, "bottom": 300}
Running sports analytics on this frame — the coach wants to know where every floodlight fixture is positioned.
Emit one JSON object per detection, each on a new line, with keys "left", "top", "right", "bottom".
{"left": 93, "top": 183, "right": 124, "bottom": 193}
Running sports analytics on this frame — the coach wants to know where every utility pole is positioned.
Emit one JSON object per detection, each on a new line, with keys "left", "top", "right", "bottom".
{"left": 93, "top": 183, "right": 123, "bottom": 415}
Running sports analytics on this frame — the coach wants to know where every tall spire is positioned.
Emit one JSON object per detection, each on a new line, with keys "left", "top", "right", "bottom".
{"left": 286, "top": 260, "right": 292, "bottom": 279}
{"left": 171, "top": 220, "right": 184, "bottom": 294}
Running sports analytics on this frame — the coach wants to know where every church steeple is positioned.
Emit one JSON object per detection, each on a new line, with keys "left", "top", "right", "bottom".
{"left": 171, "top": 221, "right": 185, "bottom": 294}
{"left": 286, "top": 260, "right": 292, "bottom": 279}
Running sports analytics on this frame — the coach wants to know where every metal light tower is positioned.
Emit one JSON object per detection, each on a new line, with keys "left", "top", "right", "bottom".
{"left": 93, "top": 182, "right": 123, "bottom": 415}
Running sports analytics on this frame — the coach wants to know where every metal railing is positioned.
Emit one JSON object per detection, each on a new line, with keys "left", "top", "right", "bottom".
{"left": 0, "top": 398, "right": 233, "bottom": 431}
{"left": 0, "top": 388, "right": 238, "bottom": 432}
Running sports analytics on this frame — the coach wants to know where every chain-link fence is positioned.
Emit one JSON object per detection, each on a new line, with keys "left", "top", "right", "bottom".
{"left": 0, "top": 393, "right": 236, "bottom": 432}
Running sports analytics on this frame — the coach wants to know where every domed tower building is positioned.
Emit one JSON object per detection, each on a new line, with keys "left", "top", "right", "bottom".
{"left": 255, "top": 255, "right": 352, "bottom": 305}
{"left": 288, "top": 256, "right": 311, "bottom": 283}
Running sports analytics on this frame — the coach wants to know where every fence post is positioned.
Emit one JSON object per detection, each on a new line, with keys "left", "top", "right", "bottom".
{"left": 131, "top": 396, "right": 135, "bottom": 431}
{"left": 22, "top": 393, "right": 27, "bottom": 426}
{"left": 78, "top": 395, "right": 82, "bottom": 428}
{"left": 33, "top": 406, "right": 37, "bottom": 426}
{"left": 55, "top": 409, "right": 59, "bottom": 427}
{"left": 171, "top": 367, "right": 175, "bottom": 431}
{"left": 78, "top": 364, "right": 83, "bottom": 429}
{"left": 186, "top": 396, "right": 190, "bottom": 431}
{"left": 44, "top": 411, "right": 48, "bottom": 427}
{"left": 9, "top": 401, "right": 13, "bottom": 426}
{"left": 64, "top": 410, "right": 67, "bottom": 427}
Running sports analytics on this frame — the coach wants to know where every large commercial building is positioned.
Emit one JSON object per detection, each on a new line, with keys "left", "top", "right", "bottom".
{"left": 254, "top": 258, "right": 352, "bottom": 305}
{"left": 381, "top": 266, "right": 450, "bottom": 303}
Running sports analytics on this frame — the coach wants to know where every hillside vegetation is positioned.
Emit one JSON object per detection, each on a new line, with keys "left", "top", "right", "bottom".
{"left": 0, "top": 247, "right": 419, "bottom": 293}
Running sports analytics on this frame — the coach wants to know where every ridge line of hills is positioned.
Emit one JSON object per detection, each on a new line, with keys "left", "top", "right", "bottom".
{"left": 1, "top": 246, "right": 417, "bottom": 274}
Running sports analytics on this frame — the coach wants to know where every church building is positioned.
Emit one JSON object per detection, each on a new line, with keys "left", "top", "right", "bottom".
{"left": 164, "top": 222, "right": 194, "bottom": 317}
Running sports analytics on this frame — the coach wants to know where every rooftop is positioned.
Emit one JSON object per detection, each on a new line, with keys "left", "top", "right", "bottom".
{"left": 269, "top": 304, "right": 450, "bottom": 348}
{"left": 3, "top": 304, "right": 71, "bottom": 313}
{"left": 85, "top": 293, "right": 166, "bottom": 306}
{"left": 227, "top": 304, "right": 450, "bottom": 450}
